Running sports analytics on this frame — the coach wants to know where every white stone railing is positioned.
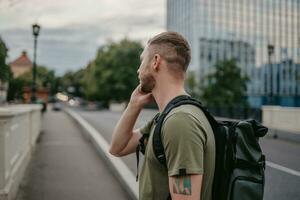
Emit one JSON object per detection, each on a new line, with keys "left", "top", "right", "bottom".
{"left": 262, "top": 106, "right": 300, "bottom": 134}
{"left": 0, "top": 81, "right": 8, "bottom": 104}
{"left": 0, "top": 104, "right": 42, "bottom": 200}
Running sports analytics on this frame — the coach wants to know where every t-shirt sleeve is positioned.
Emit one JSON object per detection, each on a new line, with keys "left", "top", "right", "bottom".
{"left": 139, "top": 120, "right": 153, "bottom": 135}
{"left": 139, "top": 113, "right": 159, "bottom": 135}
{"left": 162, "top": 112, "right": 207, "bottom": 177}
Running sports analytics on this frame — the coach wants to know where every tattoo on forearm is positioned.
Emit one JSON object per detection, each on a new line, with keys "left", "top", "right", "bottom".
{"left": 172, "top": 175, "right": 192, "bottom": 195}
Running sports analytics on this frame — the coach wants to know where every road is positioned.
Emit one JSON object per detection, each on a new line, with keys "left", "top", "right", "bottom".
{"left": 76, "top": 108, "right": 300, "bottom": 200}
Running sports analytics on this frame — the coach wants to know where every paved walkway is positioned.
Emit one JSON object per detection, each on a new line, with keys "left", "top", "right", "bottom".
{"left": 16, "top": 110, "right": 130, "bottom": 200}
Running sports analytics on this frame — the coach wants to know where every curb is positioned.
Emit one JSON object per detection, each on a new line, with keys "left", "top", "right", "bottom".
{"left": 266, "top": 128, "right": 300, "bottom": 144}
{"left": 64, "top": 108, "right": 138, "bottom": 200}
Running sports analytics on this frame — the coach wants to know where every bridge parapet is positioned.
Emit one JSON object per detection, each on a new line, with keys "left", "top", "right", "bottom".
{"left": 263, "top": 106, "right": 300, "bottom": 134}
{"left": 0, "top": 105, "right": 42, "bottom": 200}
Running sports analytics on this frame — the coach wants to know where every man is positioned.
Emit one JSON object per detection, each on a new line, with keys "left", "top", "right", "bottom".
{"left": 109, "top": 32, "right": 215, "bottom": 200}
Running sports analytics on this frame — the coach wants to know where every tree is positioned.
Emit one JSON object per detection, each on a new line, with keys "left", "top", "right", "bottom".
{"left": 7, "top": 66, "right": 58, "bottom": 101}
{"left": 17, "top": 66, "right": 55, "bottom": 88}
{"left": 82, "top": 39, "right": 143, "bottom": 106}
{"left": 201, "top": 59, "right": 249, "bottom": 107}
{"left": 7, "top": 78, "right": 25, "bottom": 101}
{"left": 0, "top": 36, "right": 10, "bottom": 82}
{"left": 60, "top": 69, "right": 85, "bottom": 97}
{"left": 82, "top": 61, "right": 99, "bottom": 101}
{"left": 185, "top": 71, "right": 199, "bottom": 98}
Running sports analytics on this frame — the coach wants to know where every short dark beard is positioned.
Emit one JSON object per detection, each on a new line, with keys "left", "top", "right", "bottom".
{"left": 141, "top": 74, "right": 155, "bottom": 93}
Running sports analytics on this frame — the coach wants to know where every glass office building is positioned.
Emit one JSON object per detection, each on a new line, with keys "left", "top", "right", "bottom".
{"left": 167, "top": 0, "right": 300, "bottom": 107}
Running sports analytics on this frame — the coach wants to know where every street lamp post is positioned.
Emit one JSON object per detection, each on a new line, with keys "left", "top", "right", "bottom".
{"left": 267, "top": 44, "right": 274, "bottom": 105}
{"left": 31, "top": 24, "right": 41, "bottom": 103}
{"left": 296, "top": 66, "right": 299, "bottom": 106}
{"left": 31, "top": 23, "right": 41, "bottom": 103}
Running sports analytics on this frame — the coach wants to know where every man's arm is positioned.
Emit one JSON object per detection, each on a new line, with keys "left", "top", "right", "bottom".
{"left": 162, "top": 112, "right": 206, "bottom": 200}
{"left": 169, "top": 174, "right": 202, "bottom": 200}
{"left": 109, "top": 103, "right": 142, "bottom": 156}
{"left": 109, "top": 85, "right": 153, "bottom": 156}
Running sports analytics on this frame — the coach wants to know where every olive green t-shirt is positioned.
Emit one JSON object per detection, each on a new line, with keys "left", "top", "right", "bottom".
{"left": 139, "top": 104, "right": 215, "bottom": 200}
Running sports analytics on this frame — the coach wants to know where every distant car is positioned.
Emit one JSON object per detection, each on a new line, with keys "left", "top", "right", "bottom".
{"left": 52, "top": 102, "right": 61, "bottom": 111}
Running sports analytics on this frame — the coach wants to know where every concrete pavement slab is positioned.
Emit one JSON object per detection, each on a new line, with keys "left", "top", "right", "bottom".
{"left": 16, "top": 110, "right": 130, "bottom": 200}
{"left": 65, "top": 109, "right": 138, "bottom": 200}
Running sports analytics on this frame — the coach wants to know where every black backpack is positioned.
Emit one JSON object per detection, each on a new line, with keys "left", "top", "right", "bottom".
{"left": 137, "top": 95, "right": 268, "bottom": 200}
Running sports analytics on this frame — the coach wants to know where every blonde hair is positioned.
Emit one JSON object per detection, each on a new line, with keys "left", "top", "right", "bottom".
{"left": 148, "top": 31, "right": 191, "bottom": 72}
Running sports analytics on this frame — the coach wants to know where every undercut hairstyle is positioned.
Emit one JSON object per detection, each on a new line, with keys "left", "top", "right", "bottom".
{"left": 147, "top": 31, "right": 191, "bottom": 73}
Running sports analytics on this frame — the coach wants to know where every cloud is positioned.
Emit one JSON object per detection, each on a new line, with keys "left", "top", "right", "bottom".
{"left": 0, "top": 0, "right": 166, "bottom": 75}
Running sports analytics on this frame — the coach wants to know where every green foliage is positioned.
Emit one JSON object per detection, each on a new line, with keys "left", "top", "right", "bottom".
{"left": 201, "top": 59, "right": 249, "bottom": 107}
{"left": 185, "top": 71, "right": 199, "bottom": 98}
{"left": 7, "top": 66, "right": 58, "bottom": 101}
{"left": 7, "top": 78, "right": 25, "bottom": 101}
{"left": 82, "top": 39, "right": 143, "bottom": 106}
{"left": 60, "top": 69, "right": 85, "bottom": 97}
{"left": 0, "top": 36, "right": 10, "bottom": 82}
{"left": 18, "top": 66, "right": 56, "bottom": 88}
{"left": 0, "top": 65, "right": 11, "bottom": 82}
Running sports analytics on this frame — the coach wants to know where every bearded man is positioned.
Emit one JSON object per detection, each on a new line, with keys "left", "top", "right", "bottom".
{"left": 109, "top": 31, "right": 215, "bottom": 200}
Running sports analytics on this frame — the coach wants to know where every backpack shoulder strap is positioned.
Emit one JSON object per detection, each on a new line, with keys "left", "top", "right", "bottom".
{"left": 152, "top": 95, "right": 212, "bottom": 167}
{"left": 136, "top": 112, "right": 159, "bottom": 181}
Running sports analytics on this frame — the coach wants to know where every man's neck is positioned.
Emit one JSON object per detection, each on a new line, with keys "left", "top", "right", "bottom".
{"left": 152, "top": 82, "right": 187, "bottom": 112}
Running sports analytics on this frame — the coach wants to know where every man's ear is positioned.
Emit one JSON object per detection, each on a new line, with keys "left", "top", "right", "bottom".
{"left": 152, "top": 54, "right": 161, "bottom": 71}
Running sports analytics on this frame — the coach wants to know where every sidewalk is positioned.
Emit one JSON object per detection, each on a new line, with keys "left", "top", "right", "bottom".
{"left": 16, "top": 110, "right": 130, "bottom": 200}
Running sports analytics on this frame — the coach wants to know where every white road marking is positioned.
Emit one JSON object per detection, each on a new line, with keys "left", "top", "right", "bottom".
{"left": 266, "top": 161, "right": 300, "bottom": 178}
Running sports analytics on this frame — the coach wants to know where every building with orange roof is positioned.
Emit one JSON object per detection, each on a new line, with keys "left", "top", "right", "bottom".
{"left": 10, "top": 51, "right": 32, "bottom": 78}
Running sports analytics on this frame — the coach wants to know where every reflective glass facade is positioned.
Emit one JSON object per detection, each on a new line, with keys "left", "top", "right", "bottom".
{"left": 167, "top": 0, "right": 300, "bottom": 107}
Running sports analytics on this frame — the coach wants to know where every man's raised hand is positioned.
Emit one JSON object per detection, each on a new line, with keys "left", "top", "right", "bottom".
{"left": 129, "top": 85, "right": 154, "bottom": 108}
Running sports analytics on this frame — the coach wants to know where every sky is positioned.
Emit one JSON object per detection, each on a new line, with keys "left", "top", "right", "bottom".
{"left": 0, "top": 0, "right": 166, "bottom": 75}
